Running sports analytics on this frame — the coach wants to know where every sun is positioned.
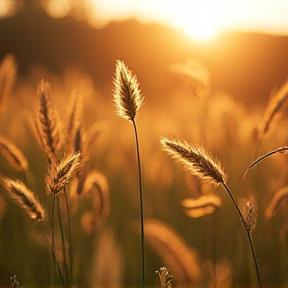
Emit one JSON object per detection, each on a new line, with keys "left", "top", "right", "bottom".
{"left": 167, "top": 6, "right": 222, "bottom": 41}
{"left": 179, "top": 21, "right": 219, "bottom": 41}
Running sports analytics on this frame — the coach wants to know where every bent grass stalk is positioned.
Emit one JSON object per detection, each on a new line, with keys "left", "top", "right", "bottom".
{"left": 160, "top": 138, "right": 262, "bottom": 288}
{"left": 221, "top": 183, "right": 261, "bottom": 288}
{"left": 245, "top": 146, "right": 288, "bottom": 175}
{"left": 113, "top": 60, "right": 145, "bottom": 288}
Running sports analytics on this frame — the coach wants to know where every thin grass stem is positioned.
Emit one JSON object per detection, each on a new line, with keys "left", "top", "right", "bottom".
{"left": 51, "top": 195, "right": 57, "bottom": 288}
{"left": 132, "top": 119, "right": 145, "bottom": 288}
{"left": 221, "top": 182, "right": 261, "bottom": 288}
{"left": 56, "top": 195, "right": 69, "bottom": 288}
{"left": 40, "top": 219, "right": 64, "bottom": 286}
{"left": 63, "top": 186, "right": 73, "bottom": 284}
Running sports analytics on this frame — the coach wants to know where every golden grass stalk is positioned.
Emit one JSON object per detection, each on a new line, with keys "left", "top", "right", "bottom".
{"left": 83, "top": 170, "right": 110, "bottom": 230}
{"left": 47, "top": 152, "right": 81, "bottom": 287}
{"left": 245, "top": 146, "right": 288, "bottom": 175}
{"left": 137, "top": 219, "right": 201, "bottom": 285}
{"left": 0, "top": 135, "right": 28, "bottom": 172}
{"left": 161, "top": 137, "right": 262, "bottom": 287}
{"left": 181, "top": 194, "right": 222, "bottom": 218}
{"left": 67, "top": 91, "right": 82, "bottom": 144}
{"left": 113, "top": 60, "right": 144, "bottom": 121}
{"left": 0, "top": 54, "right": 17, "bottom": 113}
{"left": 34, "top": 80, "right": 61, "bottom": 163}
{"left": 258, "top": 80, "right": 288, "bottom": 139}
{"left": 160, "top": 138, "right": 227, "bottom": 186}
{"left": 113, "top": 60, "right": 146, "bottom": 288}
{"left": 265, "top": 185, "right": 288, "bottom": 219}
{"left": 1, "top": 177, "right": 44, "bottom": 221}
{"left": 45, "top": 152, "right": 81, "bottom": 195}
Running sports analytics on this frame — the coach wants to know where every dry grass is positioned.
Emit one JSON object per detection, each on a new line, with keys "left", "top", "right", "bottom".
{"left": 0, "top": 135, "right": 28, "bottom": 172}
{"left": 136, "top": 219, "right": 201, "bottom": 286}
{"left": 160, "top": 138, "right": 227, "bottom": 186}
{"left": 1, "top": 54, "right": 288, "bottom": 288}
{"left": 45, "top": 152, "right": 81, "bottom": 195}
{"left": 33, "top": 79, "right": 62, "bottom": 163}
{"left": 113, "top": 60, "right": 144, "bottom": 121}
{"left": 1, "top": 177, "right": 44, "bottom": 221}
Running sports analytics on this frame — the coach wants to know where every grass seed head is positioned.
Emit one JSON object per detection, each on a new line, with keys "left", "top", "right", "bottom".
{"left": 1, "top": 177, "right": 44, "bottom": 221}
{"left": 160, "top": 137, "right": 227, "bottom": 187}
{"left": 240, "top": 197, "right": 258, "bottom": 231}
{"left": 0, "top": 136, "right": 28, "bottom": 171}
{"left": 113, "top": 60, "right": 144, "bottom": 121}
{"left": 45, "top": 152, "right": 81, "bottom": 195}
{"left": 35, "top": 79, "right": 61, "bottom": 163}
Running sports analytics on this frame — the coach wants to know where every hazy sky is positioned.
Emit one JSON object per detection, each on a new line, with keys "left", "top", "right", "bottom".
{"left": 93, "top": 0, "right": 288, "bottom": 39}
{"left": 2, "top": 0, "right": 288, "bottom": 40}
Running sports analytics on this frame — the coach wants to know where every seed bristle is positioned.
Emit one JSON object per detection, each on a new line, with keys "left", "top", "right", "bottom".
{"left": 113, "top": 60, "right": 144, "bottom": 121}
{"left": 160, "top": 137, "right": 227, "bottom": 186}
{"left": 1, "top": 177, "right": 44, "bottom": 221}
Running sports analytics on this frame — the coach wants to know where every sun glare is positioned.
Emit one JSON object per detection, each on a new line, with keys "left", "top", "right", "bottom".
{"left": 172, "top": 14, "right": 220, "bottom": 41}
{"left": 39, "top": 0, "right": 288, "bottom": 39}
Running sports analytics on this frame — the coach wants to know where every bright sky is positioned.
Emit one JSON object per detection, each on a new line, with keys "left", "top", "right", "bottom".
{"left": 2, "top": 0, "right": 288, "bottom": 40}
{"left": 92, "top": 0, "right": 288, "bottom": 39}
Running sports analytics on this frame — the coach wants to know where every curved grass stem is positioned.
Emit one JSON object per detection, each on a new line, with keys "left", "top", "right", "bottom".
{"left": 221, "top": 182, "right": 261, "bottom": 288}
{"left": 221, "top": 182, "right": 262, "bottom": 288}
{"left": 132, "top": 119, "right": 145, "bottom": 288}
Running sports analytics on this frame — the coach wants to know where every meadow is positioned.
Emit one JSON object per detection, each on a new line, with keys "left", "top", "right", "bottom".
{"left": 0, "top": 53, "right": 288, "bottom": 288}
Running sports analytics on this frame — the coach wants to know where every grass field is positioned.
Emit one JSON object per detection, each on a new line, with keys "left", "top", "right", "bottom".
{"left": 0, "top": 54, "right": 288, "bottom": 288}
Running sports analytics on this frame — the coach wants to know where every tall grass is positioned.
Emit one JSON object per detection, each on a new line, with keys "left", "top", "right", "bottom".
{"left": 0, "top": 54, "right": 288, "bottom": 288}
{"left": 113, "top": 60, "right": 146, "bottom": 288}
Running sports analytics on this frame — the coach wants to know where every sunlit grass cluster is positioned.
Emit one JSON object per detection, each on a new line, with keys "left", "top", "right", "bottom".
{"left": 0, "top": 53, "right": 288, "bottom": 288}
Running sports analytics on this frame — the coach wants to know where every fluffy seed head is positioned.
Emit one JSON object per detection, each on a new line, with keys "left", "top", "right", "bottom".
{"left": 45, "top": 152, "right": 81, "bottom": 195}
{"left": 1, "top": 177, "right": 44, "bottom": 221}
{"left": 160, "top": 138, "right": 227, "bottom": 186}
{"left": 156, "top": 267, "right": 173, "bottom": 288}
{"left": 240, "top": 197, "right": 258, "bottom": 231}
{"left": 113, "top": 60, "right": 144, "bottom": 121}
{"left": 34, "top": 79, "right": 61, "bottom": 163}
